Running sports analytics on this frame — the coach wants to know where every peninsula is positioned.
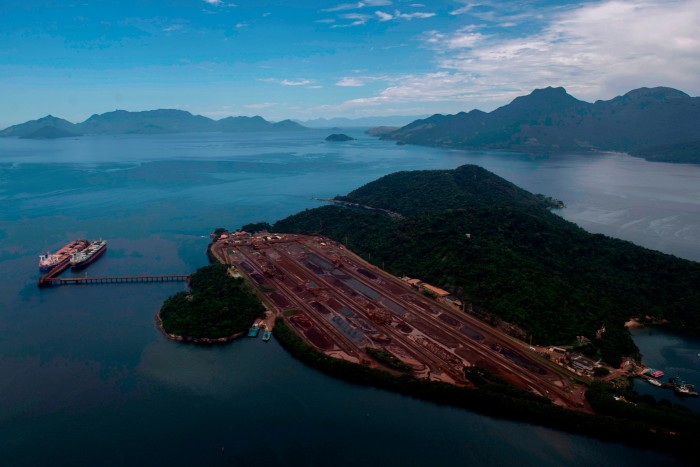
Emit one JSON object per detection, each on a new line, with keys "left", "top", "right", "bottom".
{"left": 159, "top": 165, "right": 700, "bottom": 458}
{"left": 167, "top": 164, "right": 700, "bottom": 457}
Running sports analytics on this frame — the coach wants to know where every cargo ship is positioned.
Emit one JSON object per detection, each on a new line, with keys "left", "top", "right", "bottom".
{"left": 70, "top": 239, "right": 107, "bottom": 270}
{"left": 39, "top": 240, "right": 89, "bottom": 271}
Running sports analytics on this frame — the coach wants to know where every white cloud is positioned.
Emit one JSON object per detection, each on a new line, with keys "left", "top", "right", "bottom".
{"left": 245, "top": 102, "right": 276, "bottom": 109}
{"left": 259, "top": 78, "right": 315, "bottom": 86}
{"left": 322, "top": 1, "right": 392, "bottom": 13}
{"left": 450, "top": 3, "right": 477, "bottom": 16}
{"left": 336, "top": 77, "right": 365, "bottom": 87}
{"left": 332, "top": 13, "right": 371, "bottom": 27}
{"left": 322, "top": 2, "right": 363, "bottom": 12}
{"left": 444, "top": 29, "right": 485, "bottom": 49}
{"left": 163, "top": 25, "right": 183, "bottom": 32}
{"left": 321, "top": 0, "right": 391, "bottom": 12}
{"left": 441, "top": 0, "right": 700, "bottom": 99}
{"left": 202, "top": 0, "right": 237, "bottom": 7}
{"left": 330, "top": 0, "right": 700, "bottom": 113}
{"left": 394, "top": 10, "right": 436, "bottom": 20}
{"left": 373, "top": 9, "right": 435, "bottom": 22}
{"left": 280, "top": 79, "right": 314, "bottom": 86}
{"left": 375, "top": 11, "right": 393, "bottom": 21}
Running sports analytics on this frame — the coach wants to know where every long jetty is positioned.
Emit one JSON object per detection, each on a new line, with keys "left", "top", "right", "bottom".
{"left": 38, "top": 273, "right": 189, "bottom": 288}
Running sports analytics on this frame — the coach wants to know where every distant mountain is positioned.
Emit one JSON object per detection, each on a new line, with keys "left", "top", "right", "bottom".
{"left": 20, "top": 126, "right": 81, "bottom": 139}
{"left": 0, "top": 115, "right": 79, "bottom": 138}
{"left": 269, "top": 119, "right": 308, "bottom": 132}
{"left": 79, "top": 109, "right": 215, "bottom": 135}
{"left": 1, "top": 110, "right": 310, "bottom": 136}
{"left": 300, "top": 115, "right": 427, "bottom": 128}
{"left": 78, "top": 109, "right": 216, "bottom": 135}
{"left": 379, "top": 87, "right": 700, "bottom": 164}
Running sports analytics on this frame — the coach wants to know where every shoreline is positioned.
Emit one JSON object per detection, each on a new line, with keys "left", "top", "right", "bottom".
{"left": 154, "top": 309, "right": 245, "bottom": 344}
{"left": 272, "top": 316, "right": 697, "bottom": 461}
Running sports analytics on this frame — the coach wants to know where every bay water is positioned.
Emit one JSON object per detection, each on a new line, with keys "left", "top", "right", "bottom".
{"left": 1, "top": 130, "right": 698, "bottom": 465}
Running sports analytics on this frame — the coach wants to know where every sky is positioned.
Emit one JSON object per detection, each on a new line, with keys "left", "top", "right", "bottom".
{"left": 1, "top": 0, "right": 699, "bottom": 127}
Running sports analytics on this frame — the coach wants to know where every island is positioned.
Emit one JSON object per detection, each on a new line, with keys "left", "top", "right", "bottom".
{"left": 157, "top": 263, "right": 265, "bottom": 343}
{"left": 325, "top": 133, "right": 355, "bottom": 142}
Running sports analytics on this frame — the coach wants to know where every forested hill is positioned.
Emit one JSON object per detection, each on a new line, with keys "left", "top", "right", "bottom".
{"left": 337, "top": 165, "right": 560, "bottom": 216}
{"left": 273, "top": 165, "right": 700, "bottom": 366}
{"left": 378, "top": 86, "right": 700, "bottom": 164}
{"left": 0, "top": 110, "right": 309, "bottom": 137}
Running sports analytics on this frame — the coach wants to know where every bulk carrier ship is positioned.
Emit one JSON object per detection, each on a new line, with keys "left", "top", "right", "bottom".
{"left": 39, "top": 240, "right": 90, "bottom": 271}
{"left": 70, "top": 239, "right": 107, "bottom": 270}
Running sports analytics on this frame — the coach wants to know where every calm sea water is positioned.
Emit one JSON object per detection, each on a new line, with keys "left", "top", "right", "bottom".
{"left": 1, "top": 130, "right": 698, "bottom": 466}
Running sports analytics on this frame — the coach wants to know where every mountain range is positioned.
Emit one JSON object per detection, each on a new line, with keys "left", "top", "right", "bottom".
{"left": 0, "top": 109, "right": 308, "bottom": 138}
{"left": 378, "top": 86, "right": 700, "bottom": 164}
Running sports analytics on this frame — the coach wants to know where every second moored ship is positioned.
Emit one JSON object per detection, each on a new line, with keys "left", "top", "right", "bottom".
{"left": 70, "top": 239, "right": 107, "bottom": 270}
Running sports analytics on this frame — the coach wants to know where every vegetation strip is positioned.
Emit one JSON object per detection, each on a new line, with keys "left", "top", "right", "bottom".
{"left": 274, "top": 317, "right": 699, "bottom": 460}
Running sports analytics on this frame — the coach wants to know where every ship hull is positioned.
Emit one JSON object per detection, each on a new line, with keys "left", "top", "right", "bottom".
{"left": 70, "top": 241, "right": 107, "bottom": 270}
{"left": 40, "top": 257, "right": 70, "bottom": 272}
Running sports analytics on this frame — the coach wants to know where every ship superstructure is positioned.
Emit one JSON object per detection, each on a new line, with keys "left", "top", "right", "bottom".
{"left": 70, "top": 239, "right": 107, "bottom": 270}
{"left": 39, "top": 240, "right": 89, "bottom": 271}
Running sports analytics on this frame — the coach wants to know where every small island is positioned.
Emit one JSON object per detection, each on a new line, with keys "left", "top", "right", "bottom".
{"left": 157, "top": 263, "right": 265, "bottom": 343}
{"left": 325, "top": 133, "right": 354, "bottom": 142}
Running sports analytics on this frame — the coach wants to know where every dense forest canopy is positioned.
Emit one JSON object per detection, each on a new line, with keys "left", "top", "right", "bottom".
{"left": 159, "top": 264, "right": 264, "bottom": 339}
{"left": 273, "top": 165, "right": 700, "bottom": 365}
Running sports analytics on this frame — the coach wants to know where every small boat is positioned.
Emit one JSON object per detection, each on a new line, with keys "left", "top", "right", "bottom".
{"left": 646, "top": 378, "right": 663, "bottom": 387}
{"left": 247, "top": 326, "right": 260, "bottom": 338}
{"left": 262, "top": 330, "right": 272, "bottom": 342}
{"left": 675, "top": 384, "right": 698, "bottom": 397}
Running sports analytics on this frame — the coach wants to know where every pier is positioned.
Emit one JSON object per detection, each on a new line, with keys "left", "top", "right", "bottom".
{"left": 36, "top": 244, "right": 189, "bottom": 288}
{"left": 37, "top": 266, "right": 190, "bottom": 288}
{"left": 38, "top": 274, "right": 189, "bottom": 288}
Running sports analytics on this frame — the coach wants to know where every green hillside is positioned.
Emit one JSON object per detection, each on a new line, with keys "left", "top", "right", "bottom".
{"left": 381, "top": 87, "right": 700, "bottom": 164}
{"left": 273, "top": 165, "right": 700, "bottom": 365}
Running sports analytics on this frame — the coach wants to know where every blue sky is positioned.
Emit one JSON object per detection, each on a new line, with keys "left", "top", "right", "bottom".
{"left": 1, "top": 0, "right": 699, "bottom": 127}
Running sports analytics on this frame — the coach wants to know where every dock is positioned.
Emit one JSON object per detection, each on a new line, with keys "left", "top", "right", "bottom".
{"left": 38, "top": 273, "right": 189, "bottom": 288}
{"left": 37, "top": 239, "right": 189, "bottom": 288}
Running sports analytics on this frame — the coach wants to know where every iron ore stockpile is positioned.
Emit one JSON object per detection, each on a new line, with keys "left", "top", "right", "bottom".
{"left": 213, "top": 232, "right": 587, "bottom": 409}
